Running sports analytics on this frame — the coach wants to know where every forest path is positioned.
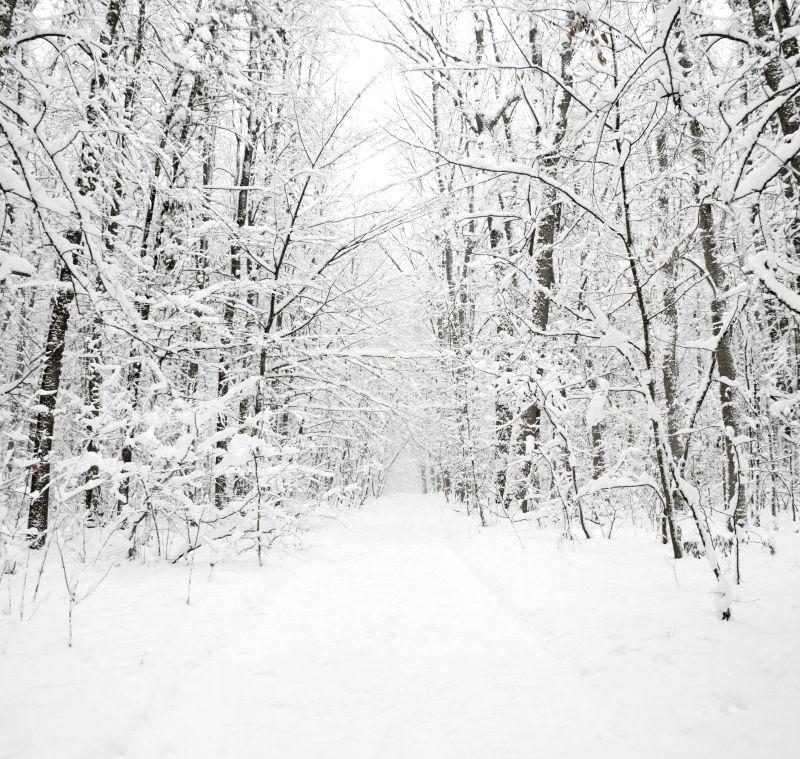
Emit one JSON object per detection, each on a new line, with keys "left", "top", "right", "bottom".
{"left": 3, "top": 495, "right": 799, "bottom": 758}
{"left": 125, "top": 495, "right": 552, "bottom": 759}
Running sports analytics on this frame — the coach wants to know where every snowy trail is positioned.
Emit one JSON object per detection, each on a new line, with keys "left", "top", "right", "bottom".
{"left": 126, "top": 499, "right": 553, "bottom": 759}
{"left": 2, "top": 495, "right": 799, "bottom": 758}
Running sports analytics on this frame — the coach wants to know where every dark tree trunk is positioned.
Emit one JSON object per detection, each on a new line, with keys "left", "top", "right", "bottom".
{"left": 28, "top": 262, "right": 74, "bottom": 547}
{"left": 676, "top": 28, "right": 746, "bottom": 527}
{"left": 0, "top": 0, "right": 16, "bottom": 38}
{"left": 514, "top": 16, "right": 575, "bottom": 512}
{"left": 83, "top": 317, "right": 102, "bottom": 518}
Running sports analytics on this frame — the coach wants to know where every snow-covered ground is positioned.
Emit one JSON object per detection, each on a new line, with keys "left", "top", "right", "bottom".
{"left": 2, "top": 495, "right": 799, "bottom": 758}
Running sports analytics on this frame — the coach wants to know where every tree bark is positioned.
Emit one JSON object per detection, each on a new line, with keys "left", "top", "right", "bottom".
{"left": 515, "top": 15, "right": 575, "bottom": 511}
{"left": 27, "top": 263, "right": 74, "bottom": 547}
{"left": 676, "top": 27, "right": 746, "bottom": 527}
{"left": 217, "top": 25, "right": 260, "bottom": 508}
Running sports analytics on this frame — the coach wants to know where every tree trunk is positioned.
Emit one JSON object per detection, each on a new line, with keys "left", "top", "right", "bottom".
{"left": 0, "top": 0, "right": 16, "bottom": 38}
{"left": 676, "top": 27, "right": 746, "bottom": 527}
{"left": 610, "top": 35, "right": 682, "bottom": 559}
{"left": 27, "top": 263, "right": 74, "bottom": 547}
{"left": 515, "top": 16, "right": 575, "bottom": 512}
{"left": 217, "top": 26, "right": 260, "bottom": 508}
